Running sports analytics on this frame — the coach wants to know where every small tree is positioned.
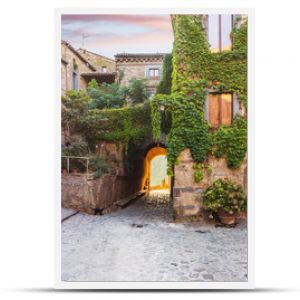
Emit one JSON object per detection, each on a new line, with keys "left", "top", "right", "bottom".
{"left": 127, "top": 78, "right": 149, "bottom": 105}
{"left": 61, "top": 90, "right": 90, "bottom": 139}
{"left": 87, "top": 79, "right": 127, "bottom": 109}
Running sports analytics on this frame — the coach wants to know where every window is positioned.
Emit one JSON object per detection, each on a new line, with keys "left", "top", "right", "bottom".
{"left": 102, "top": 66, "right": 107, "bottom": 73}
{"left": 208, "top": 15, "right": 232, "bottom": 52}
{"left": 72, "top": 71, "right": 78, "bottom": 90}
{"left": 148, "top": 68, "right": 159, "bottom": 78}
{"left": 209, "top": 93, "right": 233, "bottom": 126}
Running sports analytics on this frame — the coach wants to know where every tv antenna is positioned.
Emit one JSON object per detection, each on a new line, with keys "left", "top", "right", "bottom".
{"left": 81, "top": 34, "right": 90, "bottom": 48}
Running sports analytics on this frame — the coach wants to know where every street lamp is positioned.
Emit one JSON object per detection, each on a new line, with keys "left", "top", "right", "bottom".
{"left": 159, "top": 104, "right": 165, "bottom": 112}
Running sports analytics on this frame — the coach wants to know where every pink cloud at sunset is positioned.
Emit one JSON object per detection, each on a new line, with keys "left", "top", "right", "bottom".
{"left": 61, "top": 14, "right": 173, "bottom": 58}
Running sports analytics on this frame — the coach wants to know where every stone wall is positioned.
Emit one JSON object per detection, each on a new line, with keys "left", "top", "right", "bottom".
{"left": 62, "top": 172, "right": 143, "bottom": 215}
{"left": 116, "top": 55, "right": 164, "bottom": 96}
{"left": 96, "top": 141, "right": 125, "bottom": 170}
{"left": 173, "top": 149, "right": 247, "bottom": 221}
{"left": 62, "top": 141, "right": 145, "bottom": 215}
{"left": 78, "top": 49, "right": 116, "bottom": 72}
{"left": 61, "top": 41, "right": 95, "bottom": 94}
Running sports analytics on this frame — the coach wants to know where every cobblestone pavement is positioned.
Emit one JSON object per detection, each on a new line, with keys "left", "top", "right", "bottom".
{"left": 61, "top": 191, "right": 248, "bottom": 282}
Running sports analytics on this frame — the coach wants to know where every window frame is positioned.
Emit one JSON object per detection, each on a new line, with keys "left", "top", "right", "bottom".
{"left": 208, "top": 14, "right": 233, "bottom": 52}
{"left": 72, "top": 70, "right": 78, "bottom": 90}
{"left": 148, "top": 68, "right": 160, "bottom": 78}
{"left": 208, "top": 92, "right": 233, "bottom": 127}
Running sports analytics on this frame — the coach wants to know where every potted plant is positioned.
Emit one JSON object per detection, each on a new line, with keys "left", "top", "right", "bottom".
{"left": 202, "top": 178, "right": 247, "bottom": 225}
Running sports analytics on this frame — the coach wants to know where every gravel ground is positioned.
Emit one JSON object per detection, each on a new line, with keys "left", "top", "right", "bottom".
{"left": 61, "top": 191, "right": 248, "bottom": 282}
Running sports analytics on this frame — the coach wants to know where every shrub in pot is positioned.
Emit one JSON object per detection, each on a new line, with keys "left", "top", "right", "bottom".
{"left": 202, "top": 178, "right": 247, "bottom": 225}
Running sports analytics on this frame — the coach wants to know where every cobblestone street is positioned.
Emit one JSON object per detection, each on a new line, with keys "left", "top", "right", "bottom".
{"left": 61, "top": 191, "right": 248, "bottom": 282}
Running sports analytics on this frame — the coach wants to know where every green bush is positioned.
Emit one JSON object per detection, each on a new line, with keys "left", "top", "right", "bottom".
{"left": 202, "top": 178, "right": 247, "bottom": 214}
{"left": 88, "top": 80, "right": 127, "bottom": 109}
{"left": 88, "top": 156, "right": 112, "bottom": 178}
{"left": 127, "top": 78, "right": 149, "bottom": 104}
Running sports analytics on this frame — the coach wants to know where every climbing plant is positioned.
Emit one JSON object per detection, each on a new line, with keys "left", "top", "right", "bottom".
{"left": 62, "top": 15, "right": 248, "bottom": 181}
{"left": 156, "top": 53, "right": 173, "bottom": 95}
{"left": 213, "top": 115, "right": 247, "bottom": 169}
{"left": 79, "top": 102, "right": 152, "bottom": 152}
{"left": 152, "top": 15, "right": 248, "bottom": 176}
{"left": 62, "top": 90, "right": 152, "bottom": 156}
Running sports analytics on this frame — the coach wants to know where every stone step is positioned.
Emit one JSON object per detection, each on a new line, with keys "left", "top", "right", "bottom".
{"left": 115, "top": 191, "right": 146, "bottom": 208}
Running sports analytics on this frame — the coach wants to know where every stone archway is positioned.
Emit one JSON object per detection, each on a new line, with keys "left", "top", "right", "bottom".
{"left": 142, "top": 146, "right": 171, "bottom": 192}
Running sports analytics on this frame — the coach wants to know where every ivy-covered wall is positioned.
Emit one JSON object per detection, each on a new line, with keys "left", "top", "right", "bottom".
{"left": 152, "top": 15, "right": 247, "bottom": 174}
{"left": 82, "top": 103, "right": 152, "bottom": 152}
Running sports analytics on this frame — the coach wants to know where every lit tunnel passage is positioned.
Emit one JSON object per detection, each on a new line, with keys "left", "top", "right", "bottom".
{"left": 142, "top": 147, "right": 171, "bottom": 193}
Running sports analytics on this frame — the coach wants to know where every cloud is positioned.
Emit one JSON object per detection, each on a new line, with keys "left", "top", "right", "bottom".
{"left": 62, "top": 14, "right": 171, "bottom": 30}
{"left": 61, "top": 14, "right": 173, "bottom": 58}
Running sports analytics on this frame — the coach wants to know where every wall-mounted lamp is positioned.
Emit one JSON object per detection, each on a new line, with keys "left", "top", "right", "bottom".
{"left": 159, "top": 104, "right": 165, "bottom": 112}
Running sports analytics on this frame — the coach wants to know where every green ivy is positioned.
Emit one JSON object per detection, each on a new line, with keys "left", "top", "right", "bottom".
{"left": 81, "top": 102, "right": 152, "bottom": 151}
{"left": 156, "top": 54, "right": 173, "bottom": 95}
{"left": 213, "top": 115, "right": 247, "bottom": 169}
{"left": 152, "top": 15, "right": 248, "bottom": 176}
{"left": 193, "top": 163, "right": 204, "bottom": 183}
{"left": 151, "top": 91, "right": 212, "bottom": 174}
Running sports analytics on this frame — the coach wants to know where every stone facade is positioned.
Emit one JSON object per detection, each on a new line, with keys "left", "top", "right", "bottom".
{"left": 61, "top": 41, "right": 96, "bottom": 95}
{"left": 115, "top": 53, "right": 164, "bottom": 97}
{"left": 62, "top": 141, "right": 144, "bottom": 214}
{"left": 61, "top": 41, "right": 117, "bottom": 95}
{"left": 173, "top": 149, "right": 247, "bottom": 221}
{"left": 78, "top": 48, "right": 116, "bottom": 73}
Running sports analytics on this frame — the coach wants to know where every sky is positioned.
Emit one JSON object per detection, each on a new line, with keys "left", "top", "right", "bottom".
{"left": 61, "top": 14, "right": 174, "bottom": 59}
{"left": 61, "top": 14, "right": 234, "bottom": 59}
{"left": 208, "top": 14, "right": 232, "bottom": 51}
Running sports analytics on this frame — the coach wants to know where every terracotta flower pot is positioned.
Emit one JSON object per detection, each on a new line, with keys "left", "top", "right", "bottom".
{"left": 218, "top": 209, "right": 236, "bottom": 225}
{"left": 72, "top": 168, "right": 78, "bottom": 174}
{"left": 62, "top": 169, "right": 68, "bottom": 175}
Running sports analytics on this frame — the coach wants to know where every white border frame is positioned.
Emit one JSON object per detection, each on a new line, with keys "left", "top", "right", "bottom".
{"left": 55, "top": 7, "right": 254, "bottom": 289}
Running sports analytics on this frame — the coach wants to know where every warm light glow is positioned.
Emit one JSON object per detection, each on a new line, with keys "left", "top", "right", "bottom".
{"left": 142, "top": 147, "right": 170, "bottom": 192}
{"left": 150, "top": 155, "right": 169, "bottom": 190}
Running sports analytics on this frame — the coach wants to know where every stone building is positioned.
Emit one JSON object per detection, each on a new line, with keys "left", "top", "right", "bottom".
{"left": 115, "top": 53, "right": 165, "bottom": 97}
{"left": 77, "top": 48, "right": 116, "bottom": 73}
{"left": 61, "top": 40, "right": 96, "bottom": 94}
{"left": 77, "top": 48, "right": 117, "bottom": 87}
{"left": 61, "top": 41, "right": 117, "bottom": 95}
{"left": 62, "top": 15, "right": 248, "bottom": 222}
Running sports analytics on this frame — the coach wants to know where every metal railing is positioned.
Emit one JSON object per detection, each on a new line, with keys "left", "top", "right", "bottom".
{"left": 61, "top": 156, "right": 90, "bottom": 174}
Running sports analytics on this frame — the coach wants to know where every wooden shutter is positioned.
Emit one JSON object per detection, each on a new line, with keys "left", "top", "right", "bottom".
{"left": 209, "top": 94, "right": 220, "bottom": 127}
{"left": 220, "top": 94, "right": 232, "bottom": 125}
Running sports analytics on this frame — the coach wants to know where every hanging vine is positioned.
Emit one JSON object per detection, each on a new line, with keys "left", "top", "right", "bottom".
{"left": 152, "top": 15, "right": 248, "bottom": 175}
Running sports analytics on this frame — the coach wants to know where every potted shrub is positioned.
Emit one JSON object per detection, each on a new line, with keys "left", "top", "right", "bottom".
{"left": 202, "top": 178, "right": 247, "bottom": 225}
{"left": 61, "top": 158, "right": 68, "bottom": 175}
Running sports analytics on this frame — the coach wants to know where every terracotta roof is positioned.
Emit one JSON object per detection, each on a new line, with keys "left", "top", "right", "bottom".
{"left": 61, "top": 40, "right": 97, "bottom": 71}
{"left": 81, "top": 72, "right": 117, "bottom": 84}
